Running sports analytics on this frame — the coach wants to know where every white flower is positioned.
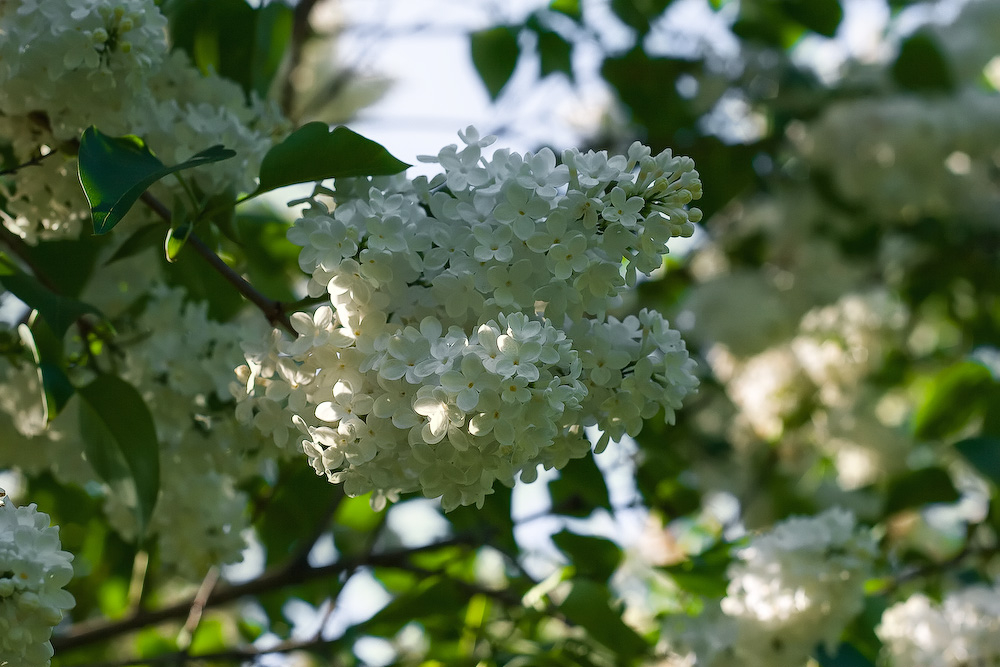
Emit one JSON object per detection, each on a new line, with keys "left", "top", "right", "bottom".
{"left": 0, "top": 495, "right": 75, "bottom": 667}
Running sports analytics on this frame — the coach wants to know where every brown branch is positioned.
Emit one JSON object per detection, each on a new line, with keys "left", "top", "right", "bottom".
{"left": 51, "top": 537, "right": 474, "bottom": 654}
{"left": 138, "top": 191, "right": 295, "bottom": 334}
{"left": 58, "top": 635, "right": 345, "bottom": 667}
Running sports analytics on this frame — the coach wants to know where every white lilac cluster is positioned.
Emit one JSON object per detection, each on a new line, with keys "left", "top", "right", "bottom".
{"left": 878, "top": 584, "right": 1000, "bottom": 666}
{"left": 0, "top": 490, "right": 75, "bottom": 667}
{"left": 236, "top": 128, "right": 701, "bottom": 510}
{"left": 708, "top": 288, "right": 907, "bottom": 443}
{"left": 800, "top": 90, "right": 1000, "bottom": 225}
{"left": 0, "top": 0, "right": 287, "bottom": 242}
{"left": 0, "top": 285, "right": 280, "bottom": 578}
{"left": 666, "top": 508, "right": 876, "bottom": 667}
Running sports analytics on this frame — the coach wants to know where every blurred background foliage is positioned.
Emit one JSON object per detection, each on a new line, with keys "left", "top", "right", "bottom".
{"left": 3, "top": 0, "right": 1000, "bottom": 664}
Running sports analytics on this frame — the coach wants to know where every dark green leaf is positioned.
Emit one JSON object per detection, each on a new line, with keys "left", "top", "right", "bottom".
{"left": 236, "top": 213, "right": 300, "bottom": 302}
{"left": 779, "top": 0, "right": 843, "bottom": 37}
{"left": 254, "top": 123, "right": 410, "bottom": 196}
{"left": 815, "top": 642, "right": 877, "bottom": 667}
{"left": 552, "top": 531, "right": 621, "bottom": 581}
{"left": 258, "top": 461, "right": 342, "bottom": 566}
{"left": 610, "top": 0, "right": 672, "bottom": 35}
{"left": 954, "top": 437, "right": 1000, "bottom": 487}
{"left": 470, "top": 26, "right": 521, "bottom": 100}
{"left": 167, "top": 0, "right": 293, "bottom": 98}
{"left": 19, "top": 235, "right": 104, "bottom": 298}
{"left": 29, "top": 316, "right": 74, "bottom": 419}
{"left": 77, "top": 375, "right": 160, "bottom": 540}
{"left": 549, "top": 452, "right": 611, "bottom": 517}
{"left": 913, "top": 361, "right": 994, "bottom": 439}
{"left": 78, "top": 126, "right": 236, "bottom": 234}
{"left": 885, "top": 467, "right": 960, "bottom": 515}
{"left": 558, "top": 580, "right": 648, "bottom": 658}
{"left": 537, "top": 29, "right": 574, "bottom": 80}
{"left": 0, "top": 269, "right": 100, "bottom": 338}
{"left": 105, "top": 224, "right": 162, "bottom": 265}
{"left": 892, "top": 32, "right": 954, "bottom": 93}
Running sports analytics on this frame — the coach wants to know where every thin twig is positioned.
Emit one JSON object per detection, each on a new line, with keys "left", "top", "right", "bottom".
{"left": 0, "top": 149, "right": 59, "bottom": 177}
{"left": 176, "top": 566, "right": 220, "bottom": 652}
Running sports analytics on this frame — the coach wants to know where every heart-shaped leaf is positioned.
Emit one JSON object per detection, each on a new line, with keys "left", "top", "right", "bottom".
{"left": 78, "top": 126, "right": 236, "bottom": 235}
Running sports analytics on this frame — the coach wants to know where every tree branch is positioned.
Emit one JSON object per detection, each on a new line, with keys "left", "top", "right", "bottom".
{"left": 52, "top": 537, "right": 475, "bottom": 654}
{"left": 138, "top": 191, "right": 295, "bottom": 334}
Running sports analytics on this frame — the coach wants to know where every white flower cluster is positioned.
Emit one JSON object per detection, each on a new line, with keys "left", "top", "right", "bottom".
{"left": 709, "top": 288, "right": 907, "bottom": 443}
{"left": 0, "top": 0, "right": 287, "bottom": 243}
{"left": 237, "top": 128, "right": 701, "bottom": 510}
{"left": 666, "top": 508, "right": 876, "bottom": 667}
{"left": 0, "top": 284, "right": 282, "bottom": 578}
{"left": 801, "top": 90, "right": 1000, "bottom": 225}
{"left": 878, "top": 584, "right": 1000, "bottom": 666}
{"left": 0, "top": 490, "right": 75, "bottom": 667}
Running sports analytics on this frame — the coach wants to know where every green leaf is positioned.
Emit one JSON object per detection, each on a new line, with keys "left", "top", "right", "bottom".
{"left": 558, "top": 580, "right": 648, "bottom": 658}
{"left": 0, "top": 268, "right": 100, "bottom": 339}
{"left": 470, "top": 26, "right": 521, "bottom": 100}
{"left": 913, "top": 361, "right": 994, "bottom": 440}
{"left": 549, "top": 452, "right": 611, "bottom": 517}
{"left": 167, "top": 0, "right": 294, "bottom": 98}
{"left": 77, "top": 374, "right": 160, "bottom": 540}
{"left": 105, "top": 224, "right": 162, "bottom": 265}
{"left": 954, "top": 437, "right": 1000, "bottom": 487}
{"left": 552, "top": 531, "right": 621, "bottom": 581}
{"left": 815, "top": 642, "right": 877, "bottom": 667}
{"left": 253, "top": 123, "right": 410, "bottom": 196}
{"left": 78, "top": 126, "right": 236, "bottom": 235}
{"left": 27, "top": 316, "right": 74, "bottom": 419}
{"left": 892, "top": 32, "right": 954, "bottom": 93}
{"left": 537, "top": 29, "right": 574, "bottom": 81}
{"left": 164, "top": 222, "right": 193, "bottom": 263}
{"left": 610, "top": 0, "right": 672, "bottom": 35}
{"left": 549, "top": 0, "right": 582, "bottom": 20}
{"left": 660, "top": 540, "right": 733, "bottom": 598}
{"left": 884, "top": 467, "right": 960, "bottom": 515}
{"left": 779, "top": 0, "right": 842, "bottom": 37}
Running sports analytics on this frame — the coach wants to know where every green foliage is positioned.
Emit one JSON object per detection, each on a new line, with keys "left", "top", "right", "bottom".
{"left": 660, "top": 540, "right": 733, "bottom": 598}
{"left": 815, "top": 642, "right": 877, "bottom": 667}
{"left": 470, "top": 26, "right": 521, "bottom": 100}
{"left": 913, "top": 361, "right": 995, "bottom": 440}
{"left": 551, "top": 531, "right": 622, "bottom": 581}
{"left": 78, "top": 126, "right": 235, "bottom": 234}
{"left": 548, "top": 453, "right": 611, "bottom": 517}
{"left": 77, "top": 374, "right": 160, "bottom": 541}
{"left": 558, "top": 580, "right": 649, "bottom": 658}
{"left": 0, "top": 268, "right": 99, "bottom": 338}
{"left": 884, "top": 467, "right": 960, "bottom": 515}
{"left": 253, "top": 122, "right": 411, "bottom": 196}
{"left": 779, "top": 0, "right": 843, "bottom": 37}
{"left": 166, "top": 0, "right": 294, "bottom": 99}
{"left": 610, "top": 0, "right": 673, "bottom": 35}
{"left": 892, "top": 32, "right": 954, "bottom": 92}
{"left": 954, "top": 437, "right": 1000, "bottom": 488}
